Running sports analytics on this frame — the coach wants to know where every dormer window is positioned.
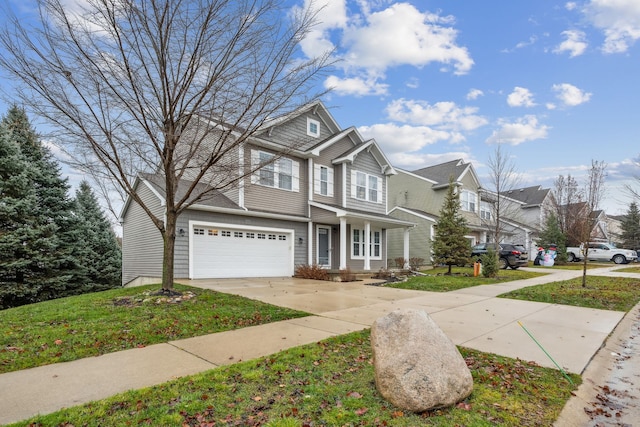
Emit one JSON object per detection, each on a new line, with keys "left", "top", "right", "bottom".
{"left": 307, "top": 118, "right": 320, "bottom": 137}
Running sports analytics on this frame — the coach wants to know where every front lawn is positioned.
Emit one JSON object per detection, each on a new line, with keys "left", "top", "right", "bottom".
{"left": 499, "top": 276, "right": 640, "bottom": 311}
{"left": 0, "top": 284, "right": 308, "bottom": 374}
{"left": 614, "top": 265, "right": 640, "bottom": 273}
{"left": 386, "top": 267, "right": 546, "bottom": 292}
{"left": 11, "top": 330, "right": 579, "bottom": 427}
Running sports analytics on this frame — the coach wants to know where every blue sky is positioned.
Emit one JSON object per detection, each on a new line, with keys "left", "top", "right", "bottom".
{"left": 1, "top": 0, "right": 639, "bottom": 216}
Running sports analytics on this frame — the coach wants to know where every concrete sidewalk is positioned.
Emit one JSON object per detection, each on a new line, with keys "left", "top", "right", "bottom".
{"left": 0, "top": 266, "right": 634, "bottom": 425}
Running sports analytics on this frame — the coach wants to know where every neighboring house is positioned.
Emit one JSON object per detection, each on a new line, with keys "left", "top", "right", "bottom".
{"left": 387, "top": 159, "right": 490, "bottom": 264}
{"left": 605, "top": 214, "right": 624, "bottom": 246}
{"left": 497, "top": 185, "right": 555, "bottom": 257}
{"left": 120, "top": 102, "right": 413, "bottom": 285}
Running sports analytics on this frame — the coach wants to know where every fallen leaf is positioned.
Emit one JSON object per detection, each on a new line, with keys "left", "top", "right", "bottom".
{"left": 347, "top": 391, "right": 363, "bottom": 398}
{"left": 253, "top": 396, "right": 262, "bottom": 401}
{"left": 456, "top": 402, "right": 472, "bottom": 411}
{"left": 355, "top": 407, "right": 368, "bottom": 415}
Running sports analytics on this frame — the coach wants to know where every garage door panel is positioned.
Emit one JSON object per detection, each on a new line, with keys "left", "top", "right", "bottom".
{"left": 191, "top": 225, "right": 293, "bottom": 278}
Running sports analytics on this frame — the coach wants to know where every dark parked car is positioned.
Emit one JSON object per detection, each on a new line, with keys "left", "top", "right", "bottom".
{"left": 471, "top": 243, "right": 529, "bottom": 269}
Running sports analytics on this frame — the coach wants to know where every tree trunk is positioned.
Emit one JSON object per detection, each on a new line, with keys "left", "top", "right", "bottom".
{"left": 162, "top": 211, "right": 177, "bottom": 292}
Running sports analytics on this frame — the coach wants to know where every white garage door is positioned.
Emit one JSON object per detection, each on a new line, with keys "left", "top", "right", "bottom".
{"left": 191, "top": 223, "right": 294, "bottom": 278}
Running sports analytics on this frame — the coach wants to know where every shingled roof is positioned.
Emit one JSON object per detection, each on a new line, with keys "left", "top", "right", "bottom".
{"left": 503, "top": 185, "right": 550, "bottom": 208}
{"left": 411, "top": 159, "right": 469, "bottom": 184}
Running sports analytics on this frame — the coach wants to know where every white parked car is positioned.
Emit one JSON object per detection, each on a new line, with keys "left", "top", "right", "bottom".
{"left": 566, "top": 242, "right": 638, "bottom": 264}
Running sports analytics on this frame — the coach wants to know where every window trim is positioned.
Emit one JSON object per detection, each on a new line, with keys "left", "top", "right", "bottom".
{"left": 351, "top": 170, "right": 382, "bottom": 203}
{"left": 307, "top": 117, "right": 320, "bottom": 137}
{"left": 460, "top": 189, "right": 477, "bottom": 213}
{"left": 251, "top": 149, "right": 299, "bottom": 192}
{"left": 351, "top": 228, "right": 382, "bottom": 260}
{"left": 314, "top": 164, "right": 334, "bottom": 197}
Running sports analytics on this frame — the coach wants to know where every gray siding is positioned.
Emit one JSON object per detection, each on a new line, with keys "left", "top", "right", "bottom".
{"left": 312, "top": 138, "right": 354, "bottom": 206}
{"left": 121, "top": 184, "right": 165, "bottom": 285}
{"left": 388, "top": 210, "right": 434, "bottom": 265}
{"left": 345, "top": 151, "right": 387, "bottom": 214}
{"left": 243, "top": 145, "right": 308, "bottom": 216}
{"left": 260, "top": 112, "right": 333, "bottom": 151}
{"left": 175, "top": 209, "right": 309, "bottom": 278}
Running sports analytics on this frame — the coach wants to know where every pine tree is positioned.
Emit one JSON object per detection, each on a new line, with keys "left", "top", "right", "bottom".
{"left": 0, "top": 122, "right": 52, "bottom": 307}
{"left": 620, "top": 202, "right": 640, "bottom": 249}
{"left": 537, "top": 213, "right": 568, "bottom": 263}
{"left": 432, "top": 177, "right": 471, "bottom": 274}
{"left": 1, "top": 107, "right": 82, "bottom": 306}
{"left": 74, "top": 181, "right": 122, "bottom": 289}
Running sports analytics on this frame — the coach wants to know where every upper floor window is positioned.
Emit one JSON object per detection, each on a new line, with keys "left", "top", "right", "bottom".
{"left": 251, "top": 150, "right": 299, "bottom": 192}
{"left": 307, "top": 118, "right": 320, "bottom": 137}
{"left": 314, "top": 164, "right": 334, "bottom": 197}
{"left": 480, "top": 201, "right": 492, "bottom": 220}
{"left": 352, "top": 170, "right": 382, "bottom": 203}
{"left": 460, "top": 190, "right": 477, "bottom": 212}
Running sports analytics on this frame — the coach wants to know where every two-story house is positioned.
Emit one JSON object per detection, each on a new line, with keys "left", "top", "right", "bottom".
{"left": 120, "top": 102, "right": 413, "bottom": 285}
{"left": 386, "top": 159, "right": 489, "bottom": 265}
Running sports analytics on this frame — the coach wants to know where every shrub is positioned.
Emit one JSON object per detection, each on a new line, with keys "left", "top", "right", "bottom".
{"left": 339, "top": 267, "right": 356, "bottom": 282}
{"left": 480, "top": 249, "right": 499, "bottom": 278}
{"left": 294, "top": 264, "right": 330, "bottom": 281}
{"left": 373, "top": 268, "right": 392, "bottom": 280}
{"left": 394, "top": 257, "right": 407, "bottom": 269}
{"left": 409, "top": 257, "right": 424, "bottom": 271}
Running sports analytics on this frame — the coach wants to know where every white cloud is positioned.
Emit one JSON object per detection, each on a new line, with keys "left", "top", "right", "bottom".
{"left": 323, "top": 75, "right": 388, "bottom": 96}
{"left": 358, "top": 123, "right": 451, "bottom": 154}
{"left": 302, "top": 2, "right": 473, "bottom": 96}
{"left": 566, "top": 2, "right": 578, "bottom": 11}
{"left": 507, "top": 87, "right": 536, "bottom": 107}
{"left": 385, "top": 98, "right": 488, "bottom": 132}
{"left": 486, "top": 115, "right": 549, "bottom": 145}
{"left": 341, "top": 3, "right": 473, "bottom": 74}
{"left": 553, "top": 30, "right": 588, "bottom": 57}
{"left": 583, "top": 0, "right": 640, "bottom": 53}
{"left": 552, "top": 83, "right": 592, "bottom": 106}
{"left": 466, "top": 89, "right": 484, "bottom": 100}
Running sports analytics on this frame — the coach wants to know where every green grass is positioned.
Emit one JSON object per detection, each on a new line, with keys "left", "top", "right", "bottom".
{"left": 386, "top": 266, "right": 547, "bottom": 292}
{"left": 10, "top": 330, "right": 579, "bottom": 427}
{"left": 0, "top": 284, "right": 307, "bottom": 374}
{"left": 614, "top": 265, "right": 640, "bottom": 273}
{"left": 500, "top": 276, "right": 640, "bottom": 311}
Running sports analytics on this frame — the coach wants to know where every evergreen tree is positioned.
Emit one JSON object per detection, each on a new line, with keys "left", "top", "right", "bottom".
{"left": 74, "top": 181, "right": 121, "bottom": 289}
{"left": 620, "top": 202, "right": 640, "bottom": 249}
{"left": 432, "top": 177, "right": 471, "bottom": 274}
{"left": 0, "top": 122, "right": 52, "bottom": 307}
{"left": 0, "top": 107, "right": 82, "bottom": 306}
{"left": 537, "top": 213, "right": 568, "bottom": 263}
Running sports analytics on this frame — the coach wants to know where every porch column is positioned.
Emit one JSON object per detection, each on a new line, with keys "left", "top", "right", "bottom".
{"left": 403, "top": 227, "right": 410, "bottom": 269}
{"left": 339, "top": 217, "right": 347, "bottom": 269}
{"left": 307, "top": 222, "right": 313, "bottom": 265}
{"left": 364, "top": 220, "right": 371, "bottom": 270}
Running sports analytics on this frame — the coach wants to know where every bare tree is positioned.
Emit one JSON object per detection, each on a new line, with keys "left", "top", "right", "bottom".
{"left": 549, "top": 174, "right": 584, "bottom": 245}
{"left": 578, "top": 160, "right": 607, "bottom": 287}
{"left": 483, "top": 144, "right": 521, "bottom": 245}
{"left": 0, "top": 0, "right": 333, "bottom": 292}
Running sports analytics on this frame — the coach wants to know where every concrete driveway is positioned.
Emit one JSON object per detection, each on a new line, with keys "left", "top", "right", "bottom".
{"left": 179, "top": 269, "right": 625, "bottom": 375}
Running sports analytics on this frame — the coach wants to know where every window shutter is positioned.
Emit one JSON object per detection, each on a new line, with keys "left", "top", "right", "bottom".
{"left": 314, "top": 164, "right": 321, "bottom": 194}
{"left": 250, "top": 150, "right": 260, "bottom": 184}
{"left": 351, "top": 170, "right": 357, "bottom": 199}
{"left": 376, "top": 177, "right": 383, "bottom": 203}
{"left": 292, "top": 160, "right": 300, "bottom": 192}
{"left": 327, "top": 167, "right": 334, "bottom": 197}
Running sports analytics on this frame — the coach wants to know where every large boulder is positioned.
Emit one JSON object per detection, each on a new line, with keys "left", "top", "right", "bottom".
{"left": 371, "top": 308, "right": 473, "bottom": 412}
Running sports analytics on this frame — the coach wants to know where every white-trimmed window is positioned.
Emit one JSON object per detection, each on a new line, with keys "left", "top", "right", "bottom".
{"left": 314, "top": 164, "right": 334, "bottom": 197}
{"left": 351, "top": 229, "right": 382, "bottom": 259}
{"left": 307, "top": 117, "right": 320, "bottom": 137}
{"left": 460, "top": 190, "right": 477, "bottom": 212}
{"left": 480, "top": 201, "right": 492, "bottom": 220}
{"left": 251, "top": 150, "right": 299, "bottom": 192}
{"left": 351, "top": 170, "right": 382, "bottom": 203}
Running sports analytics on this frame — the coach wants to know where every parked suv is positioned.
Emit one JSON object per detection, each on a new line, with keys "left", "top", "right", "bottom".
{"left": 471, "top": 243, "right": 529, "bottom": 269}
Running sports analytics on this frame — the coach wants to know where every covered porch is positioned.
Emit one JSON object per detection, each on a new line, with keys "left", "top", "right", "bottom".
{"left": 308, "top": 201, "right": 414, "bottom": 271}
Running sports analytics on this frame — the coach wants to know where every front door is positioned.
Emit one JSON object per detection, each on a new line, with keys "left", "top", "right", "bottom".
{"left": 317, "top": 226, "right": 331, "bottom": 267}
